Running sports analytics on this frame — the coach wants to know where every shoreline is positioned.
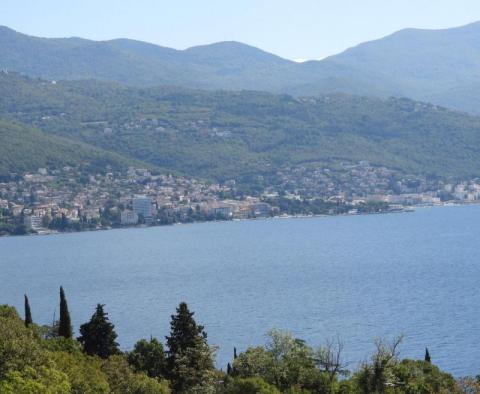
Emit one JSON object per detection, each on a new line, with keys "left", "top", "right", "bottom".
{"left": 2, "top": 200, "right": 479, "bottom": 239}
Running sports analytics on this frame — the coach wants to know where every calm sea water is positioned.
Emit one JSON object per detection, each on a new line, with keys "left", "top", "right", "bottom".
{"left": 1, "top": 205, "right": 479, "bottom": 376}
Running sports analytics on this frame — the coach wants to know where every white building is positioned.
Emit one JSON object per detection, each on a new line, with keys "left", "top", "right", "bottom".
{"left": 120, "top": 210, "right": 139, "bottom": 225}
{"left": 132, "top": 196, "right": 153, "bottom": 221}
{"left": 24, "top": 215, "right": 43, "bottom": 231}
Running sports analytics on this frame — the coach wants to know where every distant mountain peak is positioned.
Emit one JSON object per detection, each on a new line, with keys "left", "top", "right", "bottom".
{"left": 184, "top": 40, "right": 291, "bottom": 65}
{"left": 2, "top": 23, "right": 480, "bottom": 113}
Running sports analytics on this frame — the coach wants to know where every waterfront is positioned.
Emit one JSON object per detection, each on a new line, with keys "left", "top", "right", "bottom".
{"left": 1, "top": 205, "right": 479, "bottom": 376}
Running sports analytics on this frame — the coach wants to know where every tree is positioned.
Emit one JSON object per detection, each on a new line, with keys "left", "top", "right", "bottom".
{"left": 314, "top": 337, "right": 349, "bottom": 393}
{"left": 166, "top": 302, "right": 206, "bottom": 359}
{"left": 58, "top": 286, "right": 72, "bottom": 339}
{"left": 77, "top": 304, "right": 120, "bottom": 358}
{"left": 24, "top": 294, "right": 32, "bottom": 327}
{"left": 393, "top": 359, "right": 459, "bottom": 393}
{"left": 233, "top": 330, "right": 319, "bottom": 392}
{"left": 265, "top": 329, "right": 317, "bottom": 390}
{"left": 232, "top": 346, "right": 273, "bottom": 379}
{"left": 127, "top": 337, "right": 167, "bottom": 379}
{"left": 425, "top": 347, "right": 431, "bottom": 363}
{"left": 355, "top": 335, "right": 404, "bottom": 393}
{"left": 165, "top": 302, "right": 215, "bottom": 392}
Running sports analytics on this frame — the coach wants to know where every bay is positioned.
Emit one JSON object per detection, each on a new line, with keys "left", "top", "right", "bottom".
{"left": 1, "top": 205, "right": 479, "bottom": 376}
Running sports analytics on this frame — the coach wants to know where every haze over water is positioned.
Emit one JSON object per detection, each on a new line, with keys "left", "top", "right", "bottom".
{"left": 1, "top": 205, "right": 479, "bottom": 376}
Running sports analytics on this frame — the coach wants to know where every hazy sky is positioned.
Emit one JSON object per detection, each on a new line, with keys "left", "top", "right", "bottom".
{"left": 3, "top": 0, "right": 480, "bottom": 60}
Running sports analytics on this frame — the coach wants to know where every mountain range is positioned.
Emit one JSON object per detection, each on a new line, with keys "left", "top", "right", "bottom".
{"left": 1, "top": 22, "right": 480, "bottom": 113}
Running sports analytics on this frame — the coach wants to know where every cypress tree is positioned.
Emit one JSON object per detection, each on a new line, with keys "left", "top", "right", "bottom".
{"left": 234, "top": 346, "right": 238, "bottom": 359}
{"left": 24, "top": 294, "right": 32, "bottom": 327}
{"left": 425, "top": 347, "right": 431, "bottom": 363}
{"left": 227, "top": 362, "right": 232, "bottom": 375}
{"left": 78, "top": 304, "right": 120, "bottom": 358}
{"left": 58, "top": 286, "right": 72, "bottom": 338}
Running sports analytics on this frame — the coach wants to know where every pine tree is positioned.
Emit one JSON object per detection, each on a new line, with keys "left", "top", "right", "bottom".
{"left": 58, "top": 286, "right": 72, "bottom": 338}
{"left": 78, "top": 304, "right": 120, "bottom": 358}
{"left": 24, "top": 294, "right": 32, "bottom": 327}
{"left": 425, "top": 347, "right": 431, "bottom": 363}
{"left": 166, "top": 302, "right": 214, "bottom": 392}
{"left": 166, "top": 302, "right": 205, "bottom": 356}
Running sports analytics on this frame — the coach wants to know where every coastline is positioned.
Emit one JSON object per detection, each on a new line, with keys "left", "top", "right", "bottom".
{"left": 0, "top": 203, "right": 410, "bottom": 239}
{"left": 2, "top": 200, "right": 479, "bottom": 239}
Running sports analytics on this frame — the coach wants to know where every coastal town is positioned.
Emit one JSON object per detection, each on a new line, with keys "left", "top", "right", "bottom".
{"left": 1, "top": 161, "right": 480, "bottom": 236}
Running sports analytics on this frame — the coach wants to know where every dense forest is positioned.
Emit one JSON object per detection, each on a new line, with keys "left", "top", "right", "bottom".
{"left": 0, "top": 118, "right": 137, "bottom": 176}
{"left": 1, "top": 290, "right": 477, "bottom": 393}
{"left": 2, "top": 73, "right": 480, "bottom": 183}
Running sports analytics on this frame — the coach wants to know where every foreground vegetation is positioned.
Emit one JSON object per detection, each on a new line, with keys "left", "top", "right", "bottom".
{"left": 1, "top": 290, "right": 478, "bottom": 393}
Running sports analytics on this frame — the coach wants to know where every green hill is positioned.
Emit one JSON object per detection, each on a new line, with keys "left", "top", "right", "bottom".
{"left": 2, "top": 22, "right": 480, "bottom": 113}
{"left": 0, "top": 117, "right": 138, "bottom": 177}
{"left": 1, "top": 73, "right": 480, "bottom": 182}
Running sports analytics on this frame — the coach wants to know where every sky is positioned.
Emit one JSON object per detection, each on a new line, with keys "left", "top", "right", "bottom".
{"left": 2, "top": 0, "right": 480, "bottom": 60}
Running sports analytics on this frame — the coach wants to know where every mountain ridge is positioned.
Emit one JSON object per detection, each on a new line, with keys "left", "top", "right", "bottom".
{"left": 2, "top": 22, "right": 480, "bottom": 113}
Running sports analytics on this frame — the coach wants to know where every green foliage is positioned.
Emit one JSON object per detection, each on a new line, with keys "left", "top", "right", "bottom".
{"left": 0, "top": 310, "right": 47, "bottom": 378}
{"left": 424, "top": 348, "right": 431, "bottom": 363}
{"left": 0, "top": 304, "right": 20, "bottom": 320}
{"left": 0, "top": 365, "right": 71, "bottom": 394}
{"left": 2, "top": 73, "right": 480, "bottom": 185}
{"left": 352, "top": 337, "right": 461, "bottom": 394}
{"left": 264, "top": 329, "right": 317, "bottom": 390}
{"left": 225, "top": 377, "right": 281, "bottom": 394}
{"left": 0, "top": 303, "right": 468, "bottom": 394}
{"left": 48, "top": 351, "right": 110, "bottom": 394}
{"left": 232, "top": 334, "right": 464, "bottom": 394}
{"left": 58, "top": 286, "right": 72, "bottom": 339}
{"left": 354, "top": 336, "right": 403, "bottom": 394}
{"left": 127, "top": 337, "right": 167, "bottom": 379}
{"left": 393, "top": 359, "right": 459, "bottom": 394}
{"left": 233, "top": 346, "right": 273, "bottom": 378}
{"left": 233, "top": 330, "right": 328, "bottom": 393}
{"left": 39, "top": 336, "right": 83, "bottom": 356}
{"left": 0, "top": 118, "right": 135, "bottom": 177}
{"left": 78, "top": 304, "right": 120, "bottom": 359}
{"left": 0, "top": 305, "right": 172, "bottom": 393}
{"left": 24, "top": 295, "right": 32, "bottom": 327}
{"left": 102, "top": 355, "right": 171, "bottom": 394}
{"left": 166, "top": 302, "right": 215, "bottom": 392}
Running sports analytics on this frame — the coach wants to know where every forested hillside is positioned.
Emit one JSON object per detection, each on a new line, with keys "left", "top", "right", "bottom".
{"left": 0, "top": 118, "right": 137, "bottom": 177}
{"left": 1, "top": 72, "right": 480, "bottom": 182}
